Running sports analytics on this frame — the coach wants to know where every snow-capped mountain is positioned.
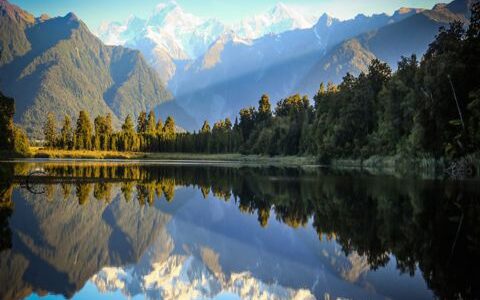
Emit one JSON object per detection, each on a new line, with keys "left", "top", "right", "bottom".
{"left": 96, "top": 1, "right": 317, "bottom": 83}
{"left": 91, "top": 252, "right": 316, "bottom": 300}
{"left": 96, "top": 1, "right": 226, "bottom": 83}
{"left": 233, "top": 3, "right": 316, "bottom": 39}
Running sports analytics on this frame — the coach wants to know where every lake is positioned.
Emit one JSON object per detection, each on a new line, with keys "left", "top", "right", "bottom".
{"left": 0, "top": 161, "right": 478, "bottom": 300}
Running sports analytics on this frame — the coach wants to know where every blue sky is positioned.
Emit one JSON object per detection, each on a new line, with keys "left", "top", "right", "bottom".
{"left": 10, "top": 0, "right": 442, "bottom": 30}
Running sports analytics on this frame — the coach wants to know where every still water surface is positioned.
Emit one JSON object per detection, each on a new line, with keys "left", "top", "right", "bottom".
{"left": 0, "top": 161, "right": 478, "bottom": 300}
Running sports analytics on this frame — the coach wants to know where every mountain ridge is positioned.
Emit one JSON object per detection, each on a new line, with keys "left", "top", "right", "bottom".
{"left": 0, "top": 0, "right": 172, "bottom": 138}
{"left": 166, "top": 4, "right": 435, "bottom": 129}
{"left": 299, "top": 0, "right": 474, "bottom": 95}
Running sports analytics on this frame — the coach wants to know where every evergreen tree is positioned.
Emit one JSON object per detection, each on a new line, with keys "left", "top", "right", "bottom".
{"left": 137, "top": 111, "right": 147, "bottom": 134}
{"left": 147, "top": 110, "right": 156, "bottom": 133}
{"left": 239, "top": 107, "right": 256, "bottom": 142}
{"left": 122, "top": 115, "right": 135, "bottom": 134}
{"left": 163, "top": 116, "right": 176, "bottom": 139}
{"left": 258, "top": 94, "right": 272, "bottom": 122}
{"left": 156, "top": 118, "right": 164, "bottom": 135}
{"left": 0, "top": 92, "right": 14, "bottom": 152}
{"left": 75, "top": 111, "right": 93, "bottom": 150}
{"left": 60, "top": 115, "right": 73, "bottom": 150}
{"left": 43, "top": 112, "right": 57, "bottom": 148}
{"left": 93, "top": 115, "right": 112, "bottom": 151}
{"left": 121, "top": 115, "right": 138, "bottom": 151}
{"left": 201, "top": 120, "right": 211, "bottom": 133}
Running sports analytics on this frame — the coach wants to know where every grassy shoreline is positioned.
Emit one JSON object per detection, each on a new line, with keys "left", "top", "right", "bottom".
{"left": 13, "top": 148, "right": 479, "bottom": 176}
{"left": 28, "top": 148, "right": 319, "bottom": 166}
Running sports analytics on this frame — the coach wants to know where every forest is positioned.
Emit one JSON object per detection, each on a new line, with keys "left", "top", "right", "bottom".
{"left": 39, "top": 4, "right": 479, "bottom": 162}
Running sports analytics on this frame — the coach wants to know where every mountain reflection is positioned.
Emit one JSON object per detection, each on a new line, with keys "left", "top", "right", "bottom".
{"left": 0, "top": 162, "right": 479, "bottom": 299}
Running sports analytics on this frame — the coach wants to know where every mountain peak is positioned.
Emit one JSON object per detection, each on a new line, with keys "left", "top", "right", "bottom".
{"left": 148, "top": 0, "right": 200, "bottom": 27}
{"left": 397, "top": 7, "right": 414, "bottom": 14}
{"left": 315, "top": 13, "right": 335, "bottom": 27}
{"left": 154, "top": 0, "right": 180, "bottom": 13}
{"left": 37, "top": 13, "right": 50, "bottom": 22}
{"left": 270, "top": 2, "right": 291, "bottom": 15}
{"left": 393, "top": 7, "right": 425, "bottom": 17}
{"left": 0, "top": 0, "right": 35, "bottom": 24}
{"left": 65, "top": 12, "right": 79, "bottom": 22}
{"left": 432, "top": 3, "right": 448, "bottom": 10}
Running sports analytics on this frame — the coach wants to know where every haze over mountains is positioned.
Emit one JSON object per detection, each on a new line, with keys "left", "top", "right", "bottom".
{"left": 98, "top": 0, "right": 473, "bottom": 130}
{"left": 0, "top": 0, "right": 476, "bottom": 135}
{"left": 97, "top": 1, "right": 318, "bottom": 84}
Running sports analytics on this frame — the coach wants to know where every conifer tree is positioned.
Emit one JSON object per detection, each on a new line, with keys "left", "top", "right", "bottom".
{"left": 60, "top": 115, "right": 73, "bottom": 150}
{"left": 137, "top": 111, "right": 147, "bottom": 134}
{"left": 75, "top": 111, "right": 93, "bottom": 150}
{"left": 147, "top": 110, "right": 156, "bottom": 133}
{"left": 43, "top": 112, "right": 57, "bottom": 148}
{"left": 201, "top": 120, "right": 211, "bottom": 133}
{"left": 156, "top": 118, "right": 164, "bottom": 135}
{"left": 258, "top": 94, "right": 272, "bottom": 121}
{"left": 122, "top": 115, "right": 135, "bottom": 134}
{"left": 163, "top": 116, "right": 176, "bottom": 139}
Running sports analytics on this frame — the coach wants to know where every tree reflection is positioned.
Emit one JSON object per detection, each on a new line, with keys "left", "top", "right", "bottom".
{"left": 0, "top": 164, "right": 14, "bottom": 252}
{"left": 5, "top": 162, "right": 480, "bottom": 299}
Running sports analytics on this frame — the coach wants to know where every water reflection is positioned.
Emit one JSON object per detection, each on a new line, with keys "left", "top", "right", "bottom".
{"left": 0, "top": 162, "right": 479, "bottom": 299}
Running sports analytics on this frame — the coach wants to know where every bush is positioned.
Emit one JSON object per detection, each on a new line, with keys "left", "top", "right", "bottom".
{"left": 13, "top": 126, "right": 31, "bottom": 157}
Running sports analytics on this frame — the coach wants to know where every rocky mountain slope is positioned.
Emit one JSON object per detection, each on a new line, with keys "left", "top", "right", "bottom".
{"left": 299, "top": 0, "right": 473, "bottom": 95}
{"left": 0, "top": 0, "right": 172, "bottom": 138}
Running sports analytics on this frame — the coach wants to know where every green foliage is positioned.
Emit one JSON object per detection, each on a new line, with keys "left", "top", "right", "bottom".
{"left": 0, "top": 91, "right": 30, "bottom": 157}
{"left": 43, "top": 5, "right": 480, "bottom": 161}
{"left": 93, "top": 114, "right": 112, "bottom": 151}
{"left": 163, "top": 116, "right": 176, "bottom": 139}
{"left": 0, "top": 92, "right": 14, "bottom": 151}
{"left": 146, "top": 110, "right": 156, "bottom": 134}
{"left": 257, "top": 94, "right": 272, "bottom": 122}
{"left": 12, "top": 126, "right": 30, "bottom": 156}
{"left": 75, "top": 111, "right": 93, "bottom": 150}
{"left": 137, "top": 111, "right": 147, "bottom": 134}
{"left": 0, "top": 7, "right": 171, "bottom": 139}
{"left": 222, "top": 6, "right": 480, "bottom": 161}
{"left": 59, "top": 115, "right": 73, "bottom": 150}
{"left": 201, "top": 121, "right": 211, "bottom": 133}
{"left": 43, "top": 112, "right": 57, "bottom": 148}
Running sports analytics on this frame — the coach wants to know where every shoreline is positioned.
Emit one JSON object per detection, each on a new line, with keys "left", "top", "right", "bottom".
{"left": 14, "top": 148, "right": 321, "bottom": 167}
{"left": 2, "top": 148, "right": 478, "bottom": 177}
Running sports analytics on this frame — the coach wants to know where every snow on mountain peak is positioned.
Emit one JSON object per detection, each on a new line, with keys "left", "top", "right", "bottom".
{"left": 95, "top": 1, "right": 319, "bottom": 83}
{"left": 148, "top": 0, "right": 200, "bottom": 29}
{"left": 91, "top": 252, "right": 316, "bottom": 300}
{"left": 233, "top": 2, "right": 316, "bottom": 40}
{"left": 97, "top": 2, "right": 317, "bottom": 51}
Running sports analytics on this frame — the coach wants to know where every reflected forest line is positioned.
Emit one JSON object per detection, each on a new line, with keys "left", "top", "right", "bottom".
{"left": 1, "top": 162, "right": 479, "bottom": 299}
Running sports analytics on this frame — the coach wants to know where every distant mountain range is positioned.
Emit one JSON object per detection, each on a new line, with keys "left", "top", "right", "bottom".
{"left": 0, "top": 0, "right": 476, "bottom": 135}
{"left": 299, "top": 0, "right": 473, "bottom": 95}
{"left": 96, "top": 1, "right": 318, "bottom": 84}
{"left": 157, "top": 0, "right": 472, "bottom": 130}
{"left": 0, "top": 0, "right": 171, "bottom": 138}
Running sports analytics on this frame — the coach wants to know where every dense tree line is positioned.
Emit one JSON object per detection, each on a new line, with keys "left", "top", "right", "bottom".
{"left": 44, "top": 109, "right": 178, "bottom": 152}
{"left": 44, "top": 5, "right": 480, "bottom": 160}
{"left": 234, "top": 5, "right": 480, "bottom": 161}
{"left": 45, "top": 107, "right": 244, "bottom": 153}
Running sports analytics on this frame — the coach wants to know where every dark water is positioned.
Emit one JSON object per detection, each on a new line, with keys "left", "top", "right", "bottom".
{"left": 0, "top": 161, "right": 479, "bottom": 300}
